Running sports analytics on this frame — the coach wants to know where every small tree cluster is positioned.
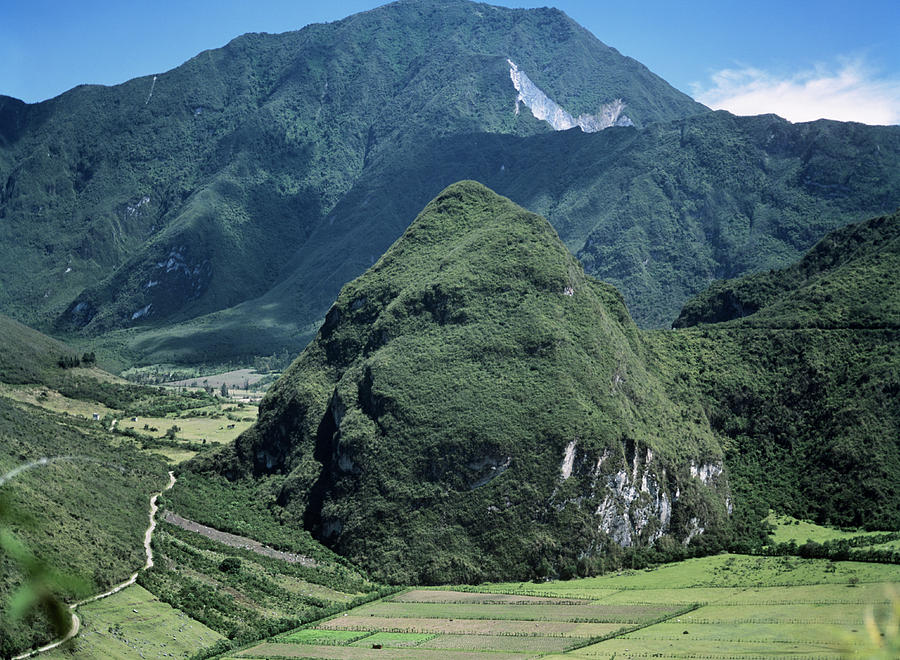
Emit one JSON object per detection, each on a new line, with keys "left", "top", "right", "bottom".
{"left": 57, "top": 354, "right": 81, "bottom": 369}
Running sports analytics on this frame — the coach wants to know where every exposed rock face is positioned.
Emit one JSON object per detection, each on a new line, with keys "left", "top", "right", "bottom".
{"left": 62, "top": 243, "right": 212, "bottom": 328}
{"left": 555, "top": 440, "right": 728, "bottom": 549}
{"left": 595, "top": 446, "right": 672, "bottom": 546}
{"left": 508, "top": 59, "right": 633, "bottom": 132}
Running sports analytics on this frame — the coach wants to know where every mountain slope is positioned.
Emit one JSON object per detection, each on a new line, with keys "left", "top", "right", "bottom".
{"left": 0, "top": 0, "right": 703, "bottom": 347}
{"left": 192, "top": 191, "right": 900, "bottom": 584}
{"left": 0, "top": 319, "right": 170, "bottom": 655}
{"left": 5, "top": 0, "right": 899, "bottom": 368}
{"left": 258, "top": 111, "right": 900, "bottom": 335}
{"left": 141, "top": 111, "right": 900, "bottom": 364}
{"left": 650, "top": 210, "right": 900, "bottom": 533}
{"left": 0, "top": 314, "right": 79, "bottom": 384}
{"left": 673, "top": 209, "right": 900, "bottom": 328}
{"left": 193, "top": 182, "right": 730, "bottom": 583}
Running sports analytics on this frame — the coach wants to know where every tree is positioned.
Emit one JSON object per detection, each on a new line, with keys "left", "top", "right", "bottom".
{"left": 220, "top": 383, "right": 229, "bottom": 398}
{"left": 219, "top": 557, "right": 241, "bottom": 574}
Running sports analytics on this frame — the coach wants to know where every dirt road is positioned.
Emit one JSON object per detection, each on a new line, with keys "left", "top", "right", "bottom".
{"left": 12, "top": 471, "right": 176, "bottom": 659}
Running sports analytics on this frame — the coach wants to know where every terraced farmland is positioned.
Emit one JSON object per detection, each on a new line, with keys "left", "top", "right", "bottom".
{"left": 232, "top": 588, "right": 689, "bottom": 658}
{"left": 228, "top": 555, "right": 899, "bottom": 659}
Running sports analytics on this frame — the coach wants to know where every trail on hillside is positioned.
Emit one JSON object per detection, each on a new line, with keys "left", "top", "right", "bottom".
{"left": 12, "top": 471, "right": 176, "bottom": 660}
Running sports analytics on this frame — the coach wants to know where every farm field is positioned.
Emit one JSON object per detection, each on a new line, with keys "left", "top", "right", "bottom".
{"left": 0, "top": 382, "right": 118, "bottom": 419}
{"left": 164, "top": 368, "right": 267, "bottom": 389}
{"left": 231, "top": 555, "right": 899, "bottom": 659}
{"left": 138, "top": 519, "right": 377, "bottom": 644}
{"left": 41, "top": 584, "right": 223, "bottom": 660}
{"left": 0, "top": 380, "right": 255, "bottom": 466}
{"left": 118, "top": 404, "right": 257, "bottom": 445}
{"left": 767, "top": 512, "right": 888, "bottom": 545}
{"left": 234, "top": 588, "right": 686, "bottom": 658}
{"left": 161, "top": 369, "right": 273, "bottom": 403}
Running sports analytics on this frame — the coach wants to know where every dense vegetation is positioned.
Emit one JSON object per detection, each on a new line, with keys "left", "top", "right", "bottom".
{"left": 0, "top": 395, "right": 169, "bottom": 655}
{"left": 648, "top": 211, "right": 900, "bottom": 536}
{"left": 674, "top": 209, "right": 900, "bottom": 328}
{"left": 272, "top": 111, "right": 900, "bottom": 342}
{"left": 191, "top": 181, "right": 731, "bottom": 584}
{"left": 190, "top": 184, "right": 899, "bottom": 586}
{"left": 2, "top": 1, "right": 897, "bottom": 367}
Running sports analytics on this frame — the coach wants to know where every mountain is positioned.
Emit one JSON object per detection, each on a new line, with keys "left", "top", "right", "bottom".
{"left": 673, "top": 209, "right": 900, "bottom": 329}
{"left": 0, "top": 0, "right": 704, "bottom": 363}
{"left": 236, "top": 111, "right": 900, "bottom": 347}
{"left": 652, "top": 210, "right": 900, "bottom": 533}
{"left": 3, "top": 0, "right": 899, "bottom": 368}
{"left": 192, "top": 187, "right": 899, "bottom": 582}
{"left": 193, "top": 182, "right": 731, "bottom": 584}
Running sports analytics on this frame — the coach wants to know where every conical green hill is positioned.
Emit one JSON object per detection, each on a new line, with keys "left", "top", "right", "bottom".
{"left": 197, "top": 181, "right": 729, "bottom": 583}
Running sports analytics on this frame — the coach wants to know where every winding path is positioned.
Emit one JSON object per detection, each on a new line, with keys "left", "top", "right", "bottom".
{"left": 13, "top": 471, "right": 176, "bottom": 659}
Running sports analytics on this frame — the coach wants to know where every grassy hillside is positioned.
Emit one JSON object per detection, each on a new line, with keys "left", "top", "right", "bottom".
{"left": 0, "top": 314, "right": 79, "bottom": 383}
{"left": 140, "top": 470, "right": 384, "bottom": 648}
{"left": 0, "top": 396, "right": 170, "bottom": 655}
{"left": 0, "top": 316, "right": 208, "bottom": 655}
{"left": 192, "top": 181, "right": 730, "bottom": 584}
{"left": 42, "top": 585, "right": 224, "bottom": 660}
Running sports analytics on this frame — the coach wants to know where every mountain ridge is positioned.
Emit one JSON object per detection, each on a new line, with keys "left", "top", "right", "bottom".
{"left": 1, "top": 0, "right": 703, "bottom": 365}
{"left": 3, "top": 0, "right": 899, "bottom": 369}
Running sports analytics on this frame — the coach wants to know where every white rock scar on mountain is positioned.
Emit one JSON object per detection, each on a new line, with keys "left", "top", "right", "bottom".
{"left": 508, "top": 59, "right": 633, "bottom": 132}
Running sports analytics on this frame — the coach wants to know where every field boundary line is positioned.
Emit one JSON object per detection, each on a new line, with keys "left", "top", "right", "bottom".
{"left": 563, "top": 602, "right": 704, "bottom": 654}
{"left": 208, "top": 586, "right": 408, "bottom": 660}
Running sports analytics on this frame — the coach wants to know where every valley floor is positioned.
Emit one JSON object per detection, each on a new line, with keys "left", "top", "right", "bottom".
{"left": 3, "top": 376, "right": 897, "bottom": 659}
{"left": 228, "top": 555, "right": 899, "bottom": 660}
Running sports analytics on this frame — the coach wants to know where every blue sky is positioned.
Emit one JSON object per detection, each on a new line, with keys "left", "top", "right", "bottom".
{"left": 2, "top": 0, "right": 898, "bottom": 123}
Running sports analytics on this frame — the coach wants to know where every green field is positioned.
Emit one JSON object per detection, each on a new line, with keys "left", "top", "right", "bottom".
{"left": 235, "top": 555, "right": 899, "bottom": 659}
{"left": 118, "top": 405, "right": 257, "bottom": 445}
{"left": 0, "top": 378, "right": 256, "bottom": 466}
{"left": 42, "top": 585, "right": 223, "bottom": 660}
{"left": 767, "top": 512, "right": 887, "bottom": 545}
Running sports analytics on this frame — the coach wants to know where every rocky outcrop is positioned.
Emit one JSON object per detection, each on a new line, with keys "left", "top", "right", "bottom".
{"left": 508, "top": 60, "right": 633, "bottom": 132}
{"left": 557, "top": 439, "right": 728, "bottom": 548}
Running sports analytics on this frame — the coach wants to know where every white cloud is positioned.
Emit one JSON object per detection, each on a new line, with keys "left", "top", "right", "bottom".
{"left": 692, "top": 59, "right": 900, "bottom": 125}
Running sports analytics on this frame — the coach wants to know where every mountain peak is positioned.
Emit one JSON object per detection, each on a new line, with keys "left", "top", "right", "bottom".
{"left": 195, "top": 183, "right": 728, "bottom": 584}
